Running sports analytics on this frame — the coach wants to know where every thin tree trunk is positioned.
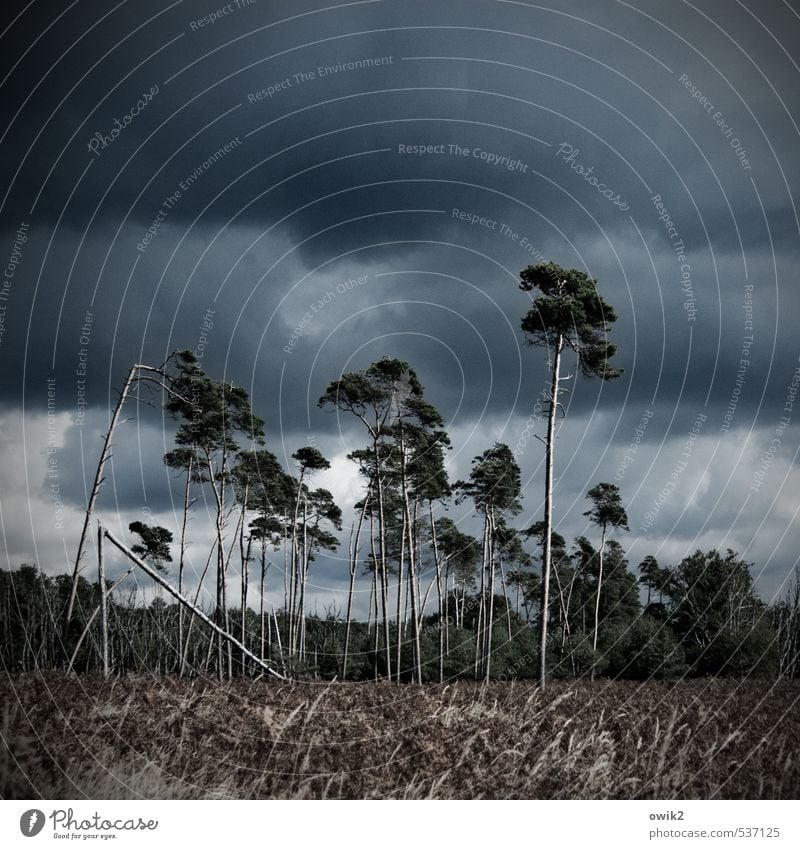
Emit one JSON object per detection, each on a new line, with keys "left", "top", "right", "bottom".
{"left": 368, "top": 513, "right": 381, "bottom": 681}
{"left": 444, "top": 562, "right": 451, "bottom": 656}
{"left": 405, "top": 493, "right": 421, "bottom": 684}
{"left": 204, "top": 455, "right": 226, "bottom": 679}
{"left": 372, "top": 435, "right": 392, "bottom": 680}
{"left": 539, "top": 334, "right": 563, "bottom": 690}
{"left": 484, "top": 511, "right": 496, "bottom": 683}
{"left": 239, "top": 489, "right": 250, "bottom": 675}
{"left": 551, "top": 557, "right": 571, "bottom": 651}
{"left": 475, "top": 519, "right": 488, "bottom": 679}
{"left": 177, "top": 453, "right": 193, "bottom": 674}
{"left": 238, "top": 486, "right": 249, "bottom": 673}
{"left": 259, "top": 538, "right": 268, "bottom": 661}
{"left": 272, "top": 607, "right": 285, "bottom": 675}
{"left": 591, "top": 523, "right": 607, "bottom": 682}
{"left": 97, "top": 522, "right": 109, "bottom": 677}
{"left": 288, "top": 470, "right": 306, "bottom": 658}
{"left": 298, "top": 496, "right": 308, "bottom": 661}
{"left": 180, "top": 544, "right": 215, "bottom": 677}
{"left": 344, "top": 491, "right": 369, "bottom": 680}
{"left": 499, "top": 560, "right": 513, "bottom": 642}
{"left": 68, "top": 560, "right": 140, "bottom": 674}
{"left": 65, "top": 364, "right": 139, "bottom": 639}
{"left": 429, "top": 503, "right": 445, "bottom": 683}
{"left": 395, "top": 514, "right": 406, "bottom": 682}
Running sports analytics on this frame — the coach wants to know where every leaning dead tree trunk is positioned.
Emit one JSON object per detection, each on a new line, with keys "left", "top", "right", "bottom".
{"left": 64, "top": 364, "right": 139, "bottom": 635}
{"left": 103, "top": 526, "right": 286, "bottom": 680}
{"left": 65, "top": 358, "right": 193, "bottom": 643}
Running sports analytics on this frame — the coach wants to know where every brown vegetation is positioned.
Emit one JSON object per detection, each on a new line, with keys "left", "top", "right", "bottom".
{"left": 2, "top": 674, "right": 799, "bottom": 800}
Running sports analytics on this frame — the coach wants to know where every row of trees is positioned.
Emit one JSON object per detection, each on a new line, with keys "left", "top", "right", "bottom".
{"left": 2, "top": 549, "right": 796, "bottom": 680}
{"left": 6, "top": 262, "right": 794, "bottom": 683}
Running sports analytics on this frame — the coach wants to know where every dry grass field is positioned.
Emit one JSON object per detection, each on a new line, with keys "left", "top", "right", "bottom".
{"left": 2, "top": 674, "right": 799, "bottom": 800}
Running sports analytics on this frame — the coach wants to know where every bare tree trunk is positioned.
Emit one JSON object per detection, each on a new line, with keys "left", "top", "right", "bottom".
{"left": 591, "top": 523, "right": 607, "bottom": 682}
{"left": 499, "top": 560, "right": 513, "bottom": 642}
{"left": 204, "top": 455, "right": 226, "bottom": 679}
{"left": 177, "top": 453, "right": 193, "bottom": 674}
{"left": 344, "top": 492, "right": 368, "bottom": 680}
{"left": 65, "top": 364, "right": 139, "bottom": 638}
{"left": 271, "top": 607, "right": 285, "bottom": 676}
{"left": 429, "top": 503, "right": 445, "bottom": 683}
{"left": 395, "top": 516, "right": 406, "bottom": 682}
{"left": 368, "top": 513, "right": 380, "bottom": 681}
{"left": 475, "top": 520, "right": 488, "bottom": 679}
{"left": 68, "top": 559, "right": 139, "bottom": 674}
{"left": 97, "top": 522, "right": 109, "bottom": 677}
{"left": 484, "top": 511, "right": 496, "bottom": 683}
{"left": 372, "top": 436, "right": 391, "bottom": 680}
{"left": 259, "top": 538, "right": 268, "bottom": 661}
{"left": 239, "top": 496, "right": 250, "bottom": 676}
{"left": 298, "top": 496, "right": 308, "bottom": 662}
{"left": 288, "top": 470, "right": 306, "bottom": 660}
{"left": 551, "top": 559, "right": 571, "bottom": 651}
{"left": 444, "top": 561, "right": 451, "bottom": 656}
{"left": 405, "top": 494, "right": 421, "bottom": 684}
{"left": 539, "top": 334, "right": 563, "bottom": 690}
{"left": 181, "top": 541, "right": 215, "bottom": 677}
{"left": 237, "top": 485, "right": 249, "bottom": 675}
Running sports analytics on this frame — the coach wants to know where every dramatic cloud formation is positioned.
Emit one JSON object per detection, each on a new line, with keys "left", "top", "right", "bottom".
{"left": 1, "top": 0, "right": 798, "bottom": 611}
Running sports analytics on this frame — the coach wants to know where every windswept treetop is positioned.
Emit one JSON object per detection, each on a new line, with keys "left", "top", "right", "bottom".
{"left": 128, "top": 521, "right": 173, "bottom": 573}
{"left": 292, "top": 446, "right": 331, "bottom": 474}
{"left": 232, "top": 449, "right": 294, "bottom": 513}
{"left": 318, "top": 357, "right": 443, "bottom": 434}
{"left": 456, "top": 442, "right": 522, "bottom": 515}
{"left": 584, "top": 482, "right": 630, "bottom": 531}
{"left": 165, "top": 353, "right": 265, "bottom": 452}
{"left": 519, "top": 262, "right": 623, "bottom": 380}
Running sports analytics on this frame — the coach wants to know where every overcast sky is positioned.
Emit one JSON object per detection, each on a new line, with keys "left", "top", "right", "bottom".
{"left": 1, "top": 0, "right": 798, "bottom": 617}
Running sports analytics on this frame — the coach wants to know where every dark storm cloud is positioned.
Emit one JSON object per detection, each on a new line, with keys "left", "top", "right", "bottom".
{"left": 1, "top": 0, "right": 799, "bottom": 590}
